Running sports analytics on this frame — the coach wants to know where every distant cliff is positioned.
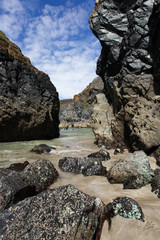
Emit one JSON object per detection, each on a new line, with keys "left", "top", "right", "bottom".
{"left": 59, "top": 77, "right": 104, "bottom": 126}
{"left": 89, "top": 0, "right": 160, "bottom": 152}
{"left": 0, "top": 31, "right": 59, "bottom": 141}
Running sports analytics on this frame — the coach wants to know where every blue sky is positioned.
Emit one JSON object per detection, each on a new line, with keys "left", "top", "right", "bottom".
{"left": 0, "top": 0, "right": 101, "bottom": 99}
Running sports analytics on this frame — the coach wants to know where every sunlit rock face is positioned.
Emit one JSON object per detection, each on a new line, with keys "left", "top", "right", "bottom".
{"left": 0, "top": 31, "right": 59, "bottom": 141}
{"left": 89, "top": 0, "right": 160, "bottom": 152}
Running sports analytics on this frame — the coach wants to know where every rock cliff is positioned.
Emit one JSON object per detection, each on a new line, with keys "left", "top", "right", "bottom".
{"left": 0, "top": 31, "right": 59, "bottom": 141}
{"left": 59, "top": 76, "right": 104, "bottom": 127}
{"left": 89, "top": 0, "right": 160, "bottom": 152}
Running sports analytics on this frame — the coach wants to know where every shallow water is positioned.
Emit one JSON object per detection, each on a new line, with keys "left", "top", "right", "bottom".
{"left": 0, "top": 128, "right": 160, "bottom": 240}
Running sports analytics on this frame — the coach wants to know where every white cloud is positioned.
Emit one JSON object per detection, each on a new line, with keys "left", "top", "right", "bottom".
{"left": 0, "top": 0, "right": 101, "bottom": 99}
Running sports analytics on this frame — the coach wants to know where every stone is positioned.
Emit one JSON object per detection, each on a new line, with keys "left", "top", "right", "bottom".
{"left": 0, "top": 185, "right": 106, "bottom": 240}
{"left": 7, "top": 161, "right": 29, "bottom": 171}
{"left": 89, "top": 0, "right": 160, "bottom": 153}
{"left": 58, "top": 157, "right": 107, "bottom": 176}
{"left": 0, "top": 31, "right": 59, "bottom": 141}
{"left": 151, "top": 169, "right": 160, "bottom": 198}
{"left": 0, "top": 159, "right": 59, "bottom": 210}
{"left": 106, "top": 197, "right": 145, "bottom": 229}
{"left": 88, "top": 149, "right": 110, "bottom": 161}
{"left": 31, "top": 144, "right": 56, "bottom": 154}
{"left": 107, "top": 151, "right": 154, "bottom": 189}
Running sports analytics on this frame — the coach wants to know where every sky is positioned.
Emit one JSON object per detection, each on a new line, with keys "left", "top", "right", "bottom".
{"left": 0, "top": 0, "right": 101, "bottom": 99}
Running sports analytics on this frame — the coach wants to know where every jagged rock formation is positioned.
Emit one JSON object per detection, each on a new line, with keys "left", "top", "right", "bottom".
{"left": 73, "top": 76, "right": 104, "bottom": 120}
{"left": 59, "top": 77, "right": 104, "bottom": 127}
{"left": 89, "top": 0, "right": 160, "bottom": 152}
{"left": 0, "top": 31, "right": 59, "bottom": 141}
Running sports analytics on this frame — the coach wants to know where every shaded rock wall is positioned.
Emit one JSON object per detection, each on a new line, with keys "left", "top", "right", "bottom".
{"left": 89, "top": 0, "right": 160, "bottom": 152}
{"left": 0, "top": 31, "right": 59, "bottom": 141}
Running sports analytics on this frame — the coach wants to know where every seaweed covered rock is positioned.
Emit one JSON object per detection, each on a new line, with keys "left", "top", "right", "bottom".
{"left": 31, "top": 144, "right": 56, "bottom": 154}
{"left": 0, "top": 159, "right": 59, "bottom": 210}
{"left": 106, "top": 197, "right": 145, "bottom": 227}
{"left": 59, "top": 157, "right": 107, "bottom": 176}
{"left": 0, "top": 31, "right": 59, "bottom": 142}
{"left": 151, "top": 169, "right": 160, "bottom": 198}
{"left": 88, "top": 149, "right": 110, "bottom": 161}
{"left": 89, "top": 0, "right": 160, "bottom": 152}
{"left": 0, "top": 185, "right": 106, "bottom": 240}
{"left": 107, "top": 151, "right": 154, "bottom": 189}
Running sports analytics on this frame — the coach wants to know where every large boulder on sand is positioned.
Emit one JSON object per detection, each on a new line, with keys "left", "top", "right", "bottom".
{"left": 107, "top": 151, "right": 154, "bottom": 189}
{"left": 0, "top": 159, "right": 59, "bottom": 210}
{"left": 0, "top": 185, "right": 106, "bottom": 240}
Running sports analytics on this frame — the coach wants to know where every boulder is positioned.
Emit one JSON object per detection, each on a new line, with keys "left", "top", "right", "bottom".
{"left": 31, "top": 144, "right": 56, "bottom": 154}
{"left": 0, "top": 159, "right": 59, "bottom": 210}
{"left": 58, "top": 157, "right": 107, "bottom": 176}
{"left": 0, "top": 31, "right": 59, "bottom": 141}
{"left": 0, "top": 185, "right": 106, "bottom": 240}
{"left": 151, "top": 169, "right": 160, "bottom": 198}
{"left": 88, "top": 149, "right": 110, "bottom": 161}
{"left": 107, "top": 151, "right": 154, "bottom": 189}
{"left": 89, "top": 0, "right": 160, "bottom": 152}
{"left": 7, "top": 161, "right": 29, "bottom": 171}
{"left": 106, "top": 197, "right": 144, "bottom": 229}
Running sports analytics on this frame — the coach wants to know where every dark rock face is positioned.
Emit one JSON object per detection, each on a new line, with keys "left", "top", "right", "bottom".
{"left": 151, "top": 169, "right": 160, "bottom": 198}
{"left": 0, "top": 31, "right": 59, "bottom": 141}
{"left": 59, "top": 157, "right": 107, "bottom": 176}
{"left": 0, "top": 159, "right": 59, "bottom": 210}
{"left": 107, "top": 151, "right": 154, "bottom": 189}
{"left": 31, "top": 144, "right": 56, "bottom": 154}
{"left": 153, "top": 146, "right": 160, "bottom": 166}
{"left": 88, "top": 149, "right": 110, "bottom": 161}
{"left": 89, "top": 1, "right": 160, "bottom": 152}
{"left": 0, "top": 185, "right": 106, "bottom": 240}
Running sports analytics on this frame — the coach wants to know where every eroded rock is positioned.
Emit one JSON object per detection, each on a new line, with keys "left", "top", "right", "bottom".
{"left": 89, "top": 0, "right": 160, "bottom": 152}
{"left": 107, "top": 151, "right": 154, "bottom": 188}
{"left": 0, "top": 31, "right": 59, "bottom": 142}
{"left": 58, "top": 157, "right": 107, "bottom": 176}
{"left": 0, "top": 185, "right": 106, "bottom": 240}
{"left": 0, "top": 159, "right": 59, "bottom": 210}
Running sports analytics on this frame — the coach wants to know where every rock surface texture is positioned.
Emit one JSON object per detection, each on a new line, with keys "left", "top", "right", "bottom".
{"left": 0, "top": 185, "right": 106, "bottom": 240}
{"left": 0, "top": 159, "right": 59, "bottom": 210}
{"left": 59, "top": 157, "right": 107, "bottom": 176}
{"left": 89, "top": 0, "right": 160, "bottom": 152}
{"left": 0, "top": 31, "right": 59, "bottom": 141}
{"left": 107, "top": 151, "right": 154, "bottom": 189}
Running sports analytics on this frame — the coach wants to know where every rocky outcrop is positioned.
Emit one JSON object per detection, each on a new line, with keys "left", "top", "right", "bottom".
{"left": 0, "top": 31, "right": 59, "bottom": 141}
{"left": 107, "top": 151, "right": 154, "bottom": 189}
{"left": 0, "top": 159, "right": 59, "bottom": 210}
{"left": 59, "top": 156, "right": 107, "bottom": 176}
{"left": 89, "top": 0, "right": 160, "bottom": 152}
{"left": 73, "top": 76, "right": 104, "bottom": 120}
{"left": 0, "top": 185, "right": 107, "bottom": 240}
{"left": 59, "top": 77, "right": 104, "bottom": 126}
{"left": 91, "top": 93, "right": 114, "bottom": 146}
